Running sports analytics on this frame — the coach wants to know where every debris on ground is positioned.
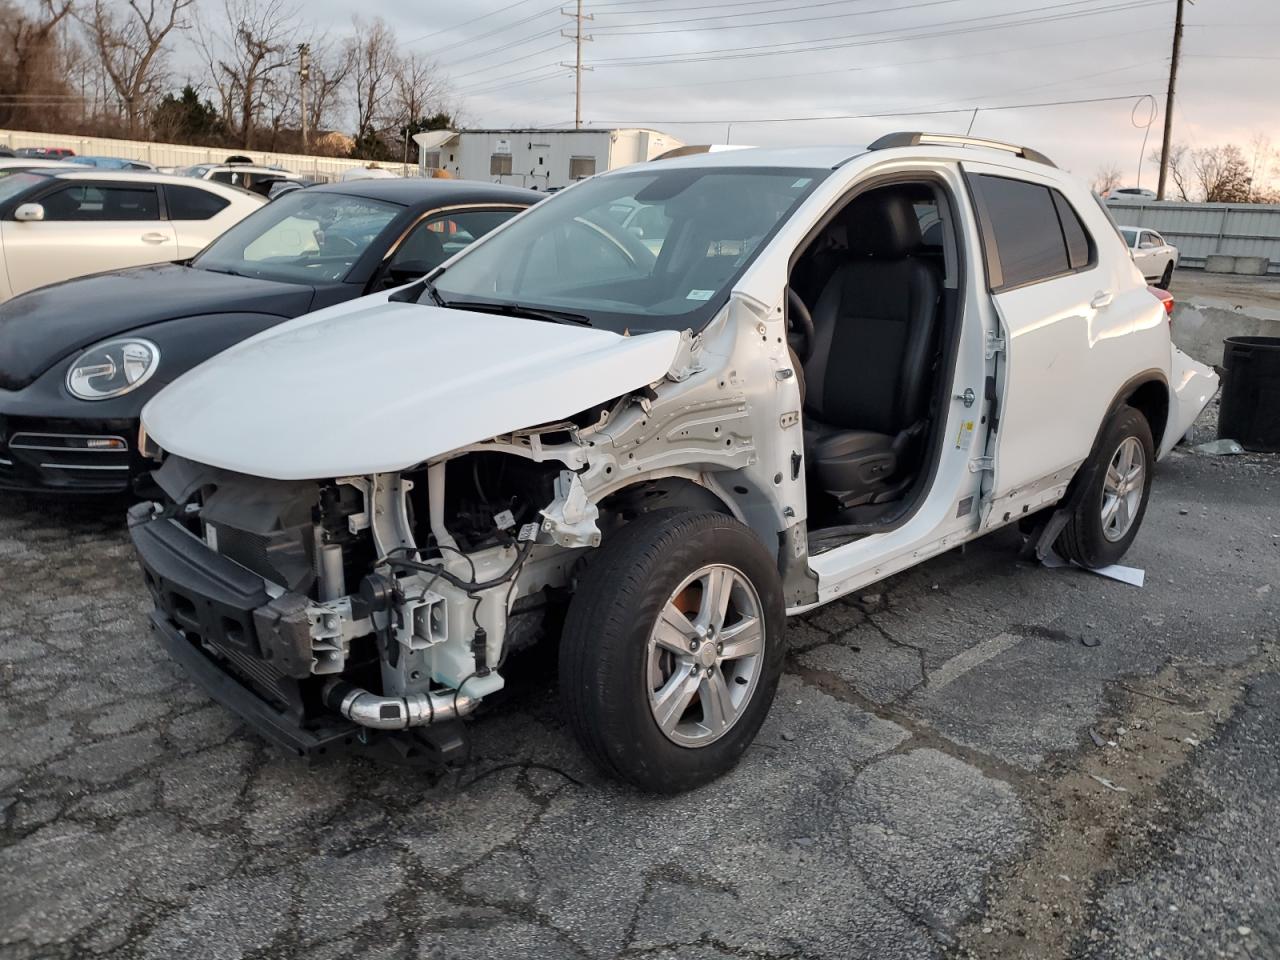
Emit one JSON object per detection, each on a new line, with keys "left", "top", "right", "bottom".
{"left": 1193, "top": 439, "right": 1246, "bottom": 456}
{"left": 1090, "top": 775, "right": 1129, "bottom": 793}
{"left": 1042, "top": 551, "right": 1145, "bottom": 587}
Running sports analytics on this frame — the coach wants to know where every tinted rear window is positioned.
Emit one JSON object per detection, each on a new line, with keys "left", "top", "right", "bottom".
{"left": 166, "top": 184, "right": 231, "bottom": 220}
{"left": 972, "top": 175, "right": 1095, "bottom": 290}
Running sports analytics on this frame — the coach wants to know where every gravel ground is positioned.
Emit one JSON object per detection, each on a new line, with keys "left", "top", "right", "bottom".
{"left": 1, "top": 442, "right": 1277, "bottom": 960}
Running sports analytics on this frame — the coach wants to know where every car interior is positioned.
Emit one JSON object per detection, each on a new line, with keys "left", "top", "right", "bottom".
{"left": 786, "top": 179, "right": 963, "bottom": 536}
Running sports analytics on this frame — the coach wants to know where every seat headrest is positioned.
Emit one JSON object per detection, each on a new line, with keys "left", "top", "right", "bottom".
{"left": 398, "top": 227, "right": 446, "bottom": 268}
{"left": 841, "top": 191, "right": 924, "bottom": 259}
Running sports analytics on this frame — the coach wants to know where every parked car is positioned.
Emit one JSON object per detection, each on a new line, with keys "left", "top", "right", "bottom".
{"left": 0, "top": 158, "right": 69, "bottom": 177}
{"left": 1106, "top": 187, "right": 1157, "bottom": 202}
{"left": 15, "top": 146, "right": 75, "bottom": 159}
{"left": 1119, "top": 226, "right": 1179, "bottom": 288}
{"left": 129, "top": 134, "right": 1218, "bottom": 792}
{"left": 0, "top": 178, "right": 538, "bottom": 494}
{"left": 0, "top": 146, "right": 13, "bottom": 158}
{"left": 176, "top": 162, "right": 307, "bottom": 198}
{"left": 64, "top": 156, "right": 157, "bottom": 171}
{"left": 0, "top": 169, "right": 263, "bottom": 303}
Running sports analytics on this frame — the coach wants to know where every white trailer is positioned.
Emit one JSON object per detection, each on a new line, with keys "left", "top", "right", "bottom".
{"left": 412, "top": 128, "right": 683, "bottom": 190}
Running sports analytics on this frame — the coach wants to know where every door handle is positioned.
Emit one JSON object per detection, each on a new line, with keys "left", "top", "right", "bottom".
{"left": 1090, "top": 291, "right": 1114, "bottom": 309}
{"left": 141, "top": 232, "right": 169, "bottom": 244}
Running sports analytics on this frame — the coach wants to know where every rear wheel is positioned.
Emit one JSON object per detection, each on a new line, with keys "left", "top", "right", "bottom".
{"left": 1157, "top": 262, "right": 1173, "bottom": 289}
{"left": 1055, "top": 405, "right": 1154, "bottom": 568}
{"left": 559, "top": 509, "right": 786, "bottom": 792}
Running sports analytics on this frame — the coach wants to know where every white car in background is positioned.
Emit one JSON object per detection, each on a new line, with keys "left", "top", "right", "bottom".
{"left": 1107, "top": 187, "right": 1157, "bottom": 203}
{"left": 0, "top": 169, "right": 263, "bottom": 302}
{"left": 176, "top": 162, "right": 308, "bottom": 198}
{"left": 1119, "top": 226, "right": 1179, "bottom": 288}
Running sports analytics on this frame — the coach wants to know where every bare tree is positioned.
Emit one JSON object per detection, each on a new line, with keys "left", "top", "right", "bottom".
{"left": 76, "top": 0, "right": 194, "bottom": 136}
{"left": 1248, "top": 131, "right": 1277, "bottom": 202}
{"left": 1091, "top": 164, "right": 1123, "bottom": 197}
{"left": 1192, "top": 144, "right": 1253, "bottom": 203}
{"left": 302, "top": 37, "right": 350, "bottom": 135}
{"left": 0, "top": 0, "right": 77, "bottom": 130}
{"left": 345, "top": 16, "right": 398, "bottom": 156}
{"left": 390, "top": 51, "right": 448, "bottom": 162}
{"left": 1148, "top": 143, "right": 1191, "bottom": 201}
{"left": 197, "top": 0, "right": 298, "bottom": 149}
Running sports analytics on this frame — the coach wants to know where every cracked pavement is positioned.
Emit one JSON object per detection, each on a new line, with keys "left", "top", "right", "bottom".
{"left": 2, "top": 442, "right": 1277, "bottom": 960}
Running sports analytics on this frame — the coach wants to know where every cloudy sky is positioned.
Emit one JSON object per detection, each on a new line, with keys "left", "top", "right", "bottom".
{"left": 293, "top": 0, "right": 1273, "bottom": 188}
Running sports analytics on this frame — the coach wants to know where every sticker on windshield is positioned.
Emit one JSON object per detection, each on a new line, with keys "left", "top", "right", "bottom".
{"left": 791, "top": 178, "right": 813, "bottom": 189}
{"left": 687, "top": 289, "right": 714, "bottom": 301}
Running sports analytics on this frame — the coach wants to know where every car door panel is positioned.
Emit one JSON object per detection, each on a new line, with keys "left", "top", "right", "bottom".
{"left": 962, "top": 161, "right": 1139, "bottom": 509}
{"left": 2, "top": 182, "right": 177, "bottom": 296}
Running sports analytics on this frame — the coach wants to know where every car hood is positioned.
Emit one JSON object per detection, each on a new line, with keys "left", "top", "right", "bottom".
{"left": 0, "top": 263, "right": 316, "bottom": 390}
{"left": 142, "top": 296, "right": 683, "bottom": 480}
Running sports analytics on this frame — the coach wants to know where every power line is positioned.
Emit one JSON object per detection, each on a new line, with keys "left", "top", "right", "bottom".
{"left": 585, "top": 0, "right": 1168, "bottom": 67}
{"left": 404, "top": 0, "right": 549, "bottom": 46}
{"left": 420, "top": 4, "right": 563, "bottom": 55}
{"left": 437, "top": 25, "right": 564, "bottom": 71}
{"left": 580, "top": 92, "right": 1157, "bottom": 126}
{"left": 592, "top": 0, "right": 966, "bottom": 35}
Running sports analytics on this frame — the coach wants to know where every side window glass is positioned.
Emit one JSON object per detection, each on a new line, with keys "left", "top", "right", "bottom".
{"left": 974, "top": 175, "right": 1069, "bottom": 290}
{"left": 1051, "top": 190, "right": 1093, "bottom": 270}
{"left": 166, "top": 185, "right": 230, "bottom": 220}
{"left": 390, "top": 208, "right": 522, "bottom": 272}
{"left": 40, "top": 185, "right": 158, "bottom": 221}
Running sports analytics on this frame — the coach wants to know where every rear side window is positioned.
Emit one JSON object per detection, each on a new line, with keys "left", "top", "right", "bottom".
{"left": 166, "top": 184, "right": 230, "bottom": 220}
{"left": 1051, "top": 191, "right": 1092, "bottom": 270}
{"left": 970, "top": 174, "right": 1095, "bottom": 290}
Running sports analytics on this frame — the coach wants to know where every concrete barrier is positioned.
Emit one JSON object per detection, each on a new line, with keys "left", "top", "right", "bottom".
{"left": 1205, "top": 254, "right": 1237, "bottom": 274}
{"left": 1234, "top": 256, "right": 1271, "bottom": 276}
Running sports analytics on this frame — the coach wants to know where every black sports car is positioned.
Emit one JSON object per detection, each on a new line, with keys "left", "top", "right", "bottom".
{"left": 0, "top": 178, "right": 539, "bottom": 494}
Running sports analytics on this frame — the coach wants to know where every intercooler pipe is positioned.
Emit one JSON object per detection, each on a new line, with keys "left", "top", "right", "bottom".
{"left": 322, "top": 678, "right": 481, "bottom": 730}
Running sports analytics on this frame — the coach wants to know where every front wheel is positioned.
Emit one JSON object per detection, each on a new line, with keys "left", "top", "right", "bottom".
{"left": 1157, "top": 262, "right": 1174, "bottom": 289}
{"left": 559, "top": 509, "right": 786, "bottom": 792}
{"left": 1055, "top": 405, "right": 1154, "bottom": 568}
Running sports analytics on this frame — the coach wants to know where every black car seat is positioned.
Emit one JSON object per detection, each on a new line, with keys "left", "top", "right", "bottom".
{"left": 394, "top": 226, "right": 447, "bottom": 271}
{"left": 802, "top": 187, "right": 941, "bottom": 509}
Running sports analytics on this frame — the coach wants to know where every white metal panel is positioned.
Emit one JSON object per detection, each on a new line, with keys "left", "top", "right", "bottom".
{"left": 1109, "top": 199, "right": 1280, "bottom": 273}
{"left": 141, "top": 294, "right": 682, "bottom": 480}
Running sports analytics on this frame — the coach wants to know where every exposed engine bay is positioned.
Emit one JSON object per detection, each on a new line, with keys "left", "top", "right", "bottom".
{"left": 127, "top": 324, "right": 796, "bottom": 763}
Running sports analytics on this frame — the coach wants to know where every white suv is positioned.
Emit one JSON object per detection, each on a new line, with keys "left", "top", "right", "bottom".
{"left": 130, "top": 133, "right": 1218, "bottom": 792}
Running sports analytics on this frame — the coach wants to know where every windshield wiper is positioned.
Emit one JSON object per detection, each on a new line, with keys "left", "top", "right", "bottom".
{"left": 448, "top": 300, "right": 593, "bottom": 326}
{"left": 389, "top": 276, "right": 444, "bottom": 305}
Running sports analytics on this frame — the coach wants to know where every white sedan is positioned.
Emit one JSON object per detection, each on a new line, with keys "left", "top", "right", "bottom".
{"left": 1120, "top": 226, "right": 1179, "bottom": 288}
{"left": 0, "top": 169, "right": 263, "bottom": 302}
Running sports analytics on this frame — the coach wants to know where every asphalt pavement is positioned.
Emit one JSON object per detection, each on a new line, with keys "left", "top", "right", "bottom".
{"left": 1, "top": 440, "right": 1277, "bottom": 960}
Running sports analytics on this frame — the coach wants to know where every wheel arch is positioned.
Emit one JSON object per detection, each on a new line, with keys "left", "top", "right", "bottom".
{"left": 1117, "top": 370, "right": 1170, "bottom": 453}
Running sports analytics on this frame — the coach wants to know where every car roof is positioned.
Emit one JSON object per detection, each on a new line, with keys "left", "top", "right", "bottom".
{"left": 307, "top": 177, "right": 543, "bottom": 206}
{"left": 30, "top": 169, "right": 265, "bottom": 203}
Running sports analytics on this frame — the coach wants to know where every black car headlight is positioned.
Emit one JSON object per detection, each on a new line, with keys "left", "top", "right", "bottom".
{"left": 66, "top": 338, "right": 161, "bottom": 401}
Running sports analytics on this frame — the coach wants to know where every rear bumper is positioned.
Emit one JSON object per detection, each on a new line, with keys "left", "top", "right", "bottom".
{"left": 1165, "top": 345, "right": 1220, "bottom": 456}
{"left": 129, "top": 505, "right": 362, "bottom": 757}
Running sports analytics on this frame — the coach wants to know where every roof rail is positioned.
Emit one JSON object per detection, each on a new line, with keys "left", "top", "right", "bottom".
{"left": 867, "top": 132, "right": 1056, "bottom": 168}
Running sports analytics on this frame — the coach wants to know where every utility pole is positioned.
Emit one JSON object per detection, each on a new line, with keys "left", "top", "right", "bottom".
{"left": 1156, "top": 0, "right": 1185, "bottom": 201}
{"left": 561, "top": 1, "right": 592, "bottom": 129}
{"left": 298, "top": 43, "right": 311, "bottom": 154}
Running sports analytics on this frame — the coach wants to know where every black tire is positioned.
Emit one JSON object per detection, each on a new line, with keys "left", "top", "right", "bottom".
{"left": 559, "top": 509, "right": 786, "bottom": 793}
{"left": 1157, "top": 262, "right": 1173, "bottom": 289}
{"left": 1055, "top": 405, "right": 1155, "bottom": 569}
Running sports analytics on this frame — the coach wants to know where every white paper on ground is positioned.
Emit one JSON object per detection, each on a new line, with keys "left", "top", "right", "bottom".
{"left": 1042, "top": 551, "right": 1145, "bottom": 587}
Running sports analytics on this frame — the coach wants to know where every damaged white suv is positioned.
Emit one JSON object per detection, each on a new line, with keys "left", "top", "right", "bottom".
{"left": 130, "top": 134, "right": 1218, "bottom": 792}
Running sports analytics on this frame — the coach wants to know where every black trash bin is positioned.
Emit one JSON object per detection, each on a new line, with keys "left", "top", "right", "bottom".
{"left": 1218, "top": 336, "right": 1280, "bottom": 452}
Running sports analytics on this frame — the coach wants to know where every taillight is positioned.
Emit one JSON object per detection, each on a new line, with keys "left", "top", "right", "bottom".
{"left": 1148, "top": 285, "right": 1174, "bottom": 324}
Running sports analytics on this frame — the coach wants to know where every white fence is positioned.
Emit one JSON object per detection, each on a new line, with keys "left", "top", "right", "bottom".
{"left": 1107, "top": 199, "right": 1280, "bottom": 275}
{"left": 0, "top": 128, "right": 418, "bottom": 182}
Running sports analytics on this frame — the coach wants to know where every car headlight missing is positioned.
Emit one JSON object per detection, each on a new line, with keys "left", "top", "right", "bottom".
{"left": 66, "top": 338, "right": 161, "bottom": 401}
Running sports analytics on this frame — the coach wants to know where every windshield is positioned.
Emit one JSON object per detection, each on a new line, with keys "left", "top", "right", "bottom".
{"left": 430, "top": 166, "right": 828, "bottom": 334}
{"left": 0, "top": 172, "right": 47, "bottom": 202}
{"left": 193, "top": 190, "right": 401, "bottom": 283}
